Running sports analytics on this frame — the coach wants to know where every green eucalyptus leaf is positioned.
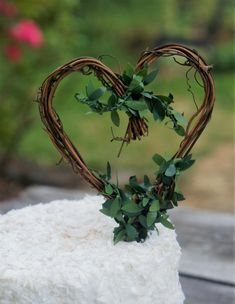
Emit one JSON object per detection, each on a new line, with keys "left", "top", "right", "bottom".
{"left": 118, "top": 189, "right": 128, "bottom": 202}
{"left": 172, "top": 111, "right": 188, "bottom": 126}
{"left": 142, "top": 197, "right": 149, "bottom": 207}
{"left": 125, "top": 184, "right": 134, "bottom": 194}
{"left": 142, "top": 92, "right": 153, "bottom": 99}
{"left": 115, "top": 211, "right": 125, "bottom": 223}
{"left": 145, "top": 99, "right": 153, "bottom": 112}
{"left": 108, "top": 94, "right": 117, "bottom": 108}
{"left": 172, "top": 197, "right": 178, "bottom": 207}
{"left": 133, "top": 75, "right": 143, "bottom": 83}
{"left": 129, "top": 178, "right": 146, "bottom": 193}
{"left": 89, "top": 87, "right": 106, "bottom": 100}
{"left": 123, "top": 63, "right": 134, "bottom": 79}
{"left": 137, "top": 66, "right": 148, "bottom": 78}
{"left": 165, "top": 164, "right": 176, "bottom": 177}
{"left": 168, "top": 93, "right": 174, "bottom": 101}
{"left": 75, "top": 93, "right": 85, "bottom": 102}
{"left": 143, "top": 69, "right": 158, "bottom": 85}
{"left": 111, "top": 111, "right": 120, "bottom": 127}
{"left": 158, "top": 160, "right": 172, "bottom": 174}
{"left": 153, "top": 105, "right": 164, "bottom": 121}
{"left": 110, "top": 198, "right": 121, "bottom": 218}
{"left": 152, "top": 153, "right": 166, "bottom": 166}
{"left": 160, "top": 216, "right": 175, "bottom": 229}
{"left": 128, "top": 76, "right": 144, "bottom": 94}
{"left": 147, "top": 211, "right": 157, "bottom": 227}
{"left": 174, "top": 125, "right": 186, "bottom": 136}
{"left": 149, "top": 200, "right": 160, "bottom": 212}
{"left": 125, "top": 100, "right": 148, "bottom": 111}
{"left": 114, "top": 229, "right": 126, "bottom": 245}
{"left": 129, "top": 175, "right": 138, "bottom": 185}
{"left": 100, "top": 207, "right": 110, "bottom": 216}
{"left": 127, "top": 217, "right": 135, "bottom": 224}
{"left": 152, "top": 98, "right": 165, "bottom": 121}
{"left": 127, "top": 107, "right": 138, "bottom": 117}
{"left": 174, "top": 191, "right": 185, "bottom": 201}
{"left": 122, "top": 74, "right": 132, "bottom": 85}
{"left": 156, "top": 95, "right": 174, "bottom": 104}
{"left": 86, "top": 82, "right": 95, "bottom": 97}
{"left": 143, "top": 175, "right": 151, "bottom": 187}
{"left": 176, "top": 158, "right": 195, "bottom": 171}
{"left": 138, "top": 215, "right": 147, "bottom": 228}
{"left": 105, "top": 184, "right": 113, "bottom": 195}
{"left": 128, "top": 80, "right": 141, "bottom": 91}
{"left": 122, "top": 203, "right": 143, "bottom": 215}
{"left": 126, "top": 224, "right": 138, "bottom": 240}
{"left": 162, "top": 175, "right": 173, "bottom": 186}
{"left": 184, "top": 154, "right": 193, "bottom": 161}
{"left": 102, "top": 199, "right": 113, "bottom": 209}
{"left": 139, "top": 109, "right": 148, "bottom": 118}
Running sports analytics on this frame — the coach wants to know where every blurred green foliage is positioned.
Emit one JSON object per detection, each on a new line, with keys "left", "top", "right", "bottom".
{"left": 0, "top": 0, "right": 234, "bottom": 174}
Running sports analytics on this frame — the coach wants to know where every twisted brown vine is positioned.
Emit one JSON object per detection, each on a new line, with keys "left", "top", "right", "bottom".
{"left": 38, "top": 44, "right": 215, "bottom": 197}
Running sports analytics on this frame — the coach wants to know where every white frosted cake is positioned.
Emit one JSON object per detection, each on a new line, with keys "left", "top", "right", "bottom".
{"left": 0, "top": 195, "right": 184, "bottom": 304}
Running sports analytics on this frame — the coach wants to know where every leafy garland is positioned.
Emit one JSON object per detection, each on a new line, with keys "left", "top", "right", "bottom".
{"left": 75, "top": 63, "right": 187, "bottom": 135}
{"left": 75, "top": 63, "right": 195, "bottom": 244}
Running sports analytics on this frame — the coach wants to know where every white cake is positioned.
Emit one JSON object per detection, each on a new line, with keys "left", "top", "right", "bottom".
{"left": 0, "top": 195, "right": 184, "bottom": 304}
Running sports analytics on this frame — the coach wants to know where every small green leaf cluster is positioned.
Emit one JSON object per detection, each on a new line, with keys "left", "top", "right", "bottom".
{"left": 152, "top": 153, "right": 195, "bottom": 208}
{"left": 75, "top": 64, "right": 188, "bottom": 134}
{"left": 98, "top": 154, "right": 195, "bottom": 244}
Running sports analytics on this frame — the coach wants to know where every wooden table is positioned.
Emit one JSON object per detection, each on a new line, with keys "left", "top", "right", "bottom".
{"left": 171, "top": 207, "right": 235, "bottom": 304}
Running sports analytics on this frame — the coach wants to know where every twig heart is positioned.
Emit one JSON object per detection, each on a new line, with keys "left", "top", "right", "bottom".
{"left": 39, "top": 44, "right": 215, "bottom": 243}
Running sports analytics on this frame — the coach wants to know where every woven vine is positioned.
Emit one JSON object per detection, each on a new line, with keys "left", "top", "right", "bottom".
{"left": 38, "top": 44, "right": 215, "bottom": 243}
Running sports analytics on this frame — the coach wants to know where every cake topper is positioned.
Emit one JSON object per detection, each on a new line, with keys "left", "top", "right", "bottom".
{"left": 38, "top": 44, "right": 215, "bottom": 244}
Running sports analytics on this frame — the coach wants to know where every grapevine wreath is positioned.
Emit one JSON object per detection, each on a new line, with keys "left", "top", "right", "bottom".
{"left": 38, "top": 44, "right": 215, "bottom": 244}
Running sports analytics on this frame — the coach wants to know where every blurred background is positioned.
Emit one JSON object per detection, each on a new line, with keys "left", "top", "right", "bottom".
{"left": 0, "top": 2, "right": 234, "bottom": 302}
{"left": 0, "top": 0, "right": 234, "bottom": 212}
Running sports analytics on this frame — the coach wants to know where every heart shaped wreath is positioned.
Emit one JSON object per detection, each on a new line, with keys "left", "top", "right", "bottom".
{"left": 38, "top": 44, "right": 215, "bottom": 244}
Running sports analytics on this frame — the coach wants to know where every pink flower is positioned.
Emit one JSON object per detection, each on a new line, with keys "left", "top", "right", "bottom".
{"left": 10, "top": 19, "right": 43, "bottom": 48}
{"left": 5, "top": 45, "right": 21, "bottom": 61}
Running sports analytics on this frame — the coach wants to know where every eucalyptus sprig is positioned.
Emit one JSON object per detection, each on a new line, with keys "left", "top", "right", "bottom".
{"left": 75, "top": 63, "right": 188, "bottom": 135}
{"left": 95, "top": 153, "right": 195, "bottom": 244}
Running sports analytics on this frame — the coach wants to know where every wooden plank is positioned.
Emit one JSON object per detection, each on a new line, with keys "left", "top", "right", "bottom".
{"left": 180, "top": 275, "right": 235, "bottom": 304}
{"left": 171, "top": 207, "right": 235, "bottom": 284}
{"left": 0, "top": 186, "right": 89, "bottom": 214}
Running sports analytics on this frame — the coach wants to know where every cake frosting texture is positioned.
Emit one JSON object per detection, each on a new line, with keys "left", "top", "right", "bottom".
{"left": 0, "top": 195, "right": 184, "bottom": 304}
